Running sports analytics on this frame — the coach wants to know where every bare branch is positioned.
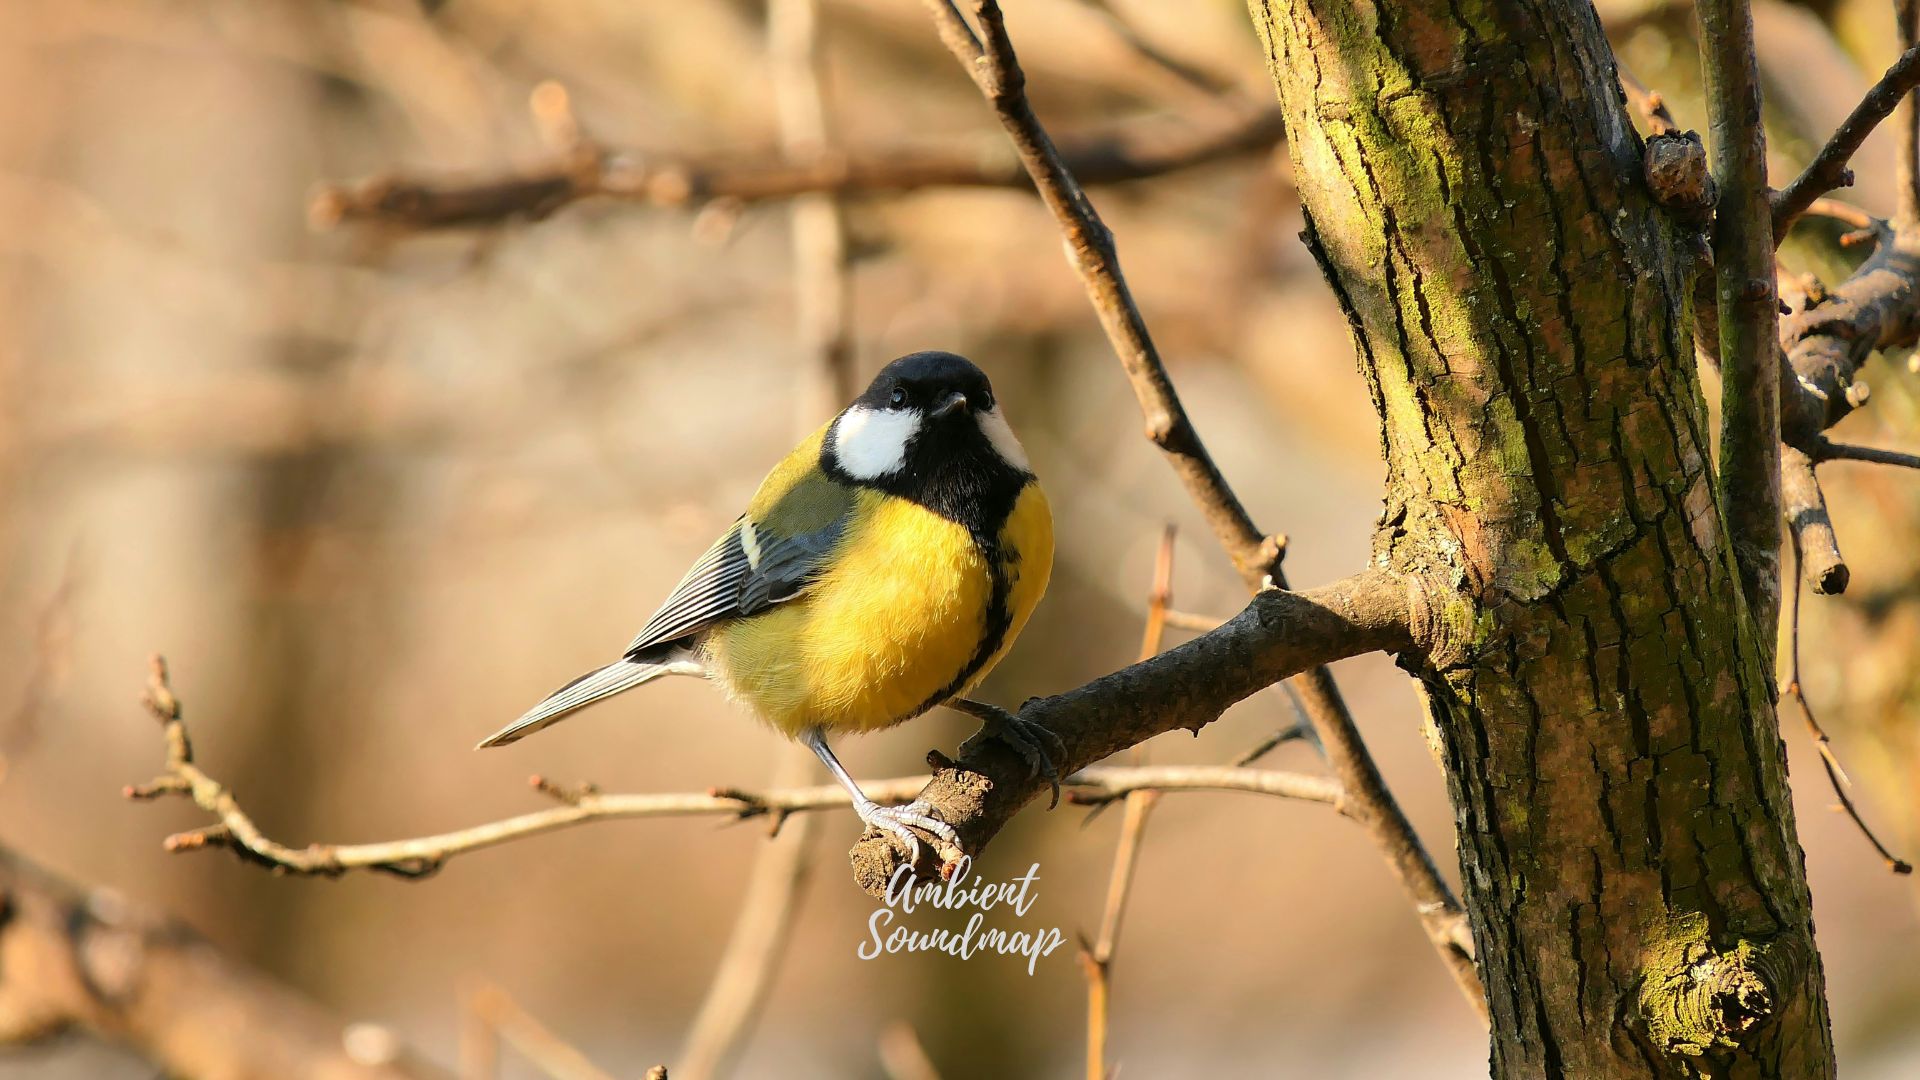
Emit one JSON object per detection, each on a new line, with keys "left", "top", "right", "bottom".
{"left": 919, "top": 0, "right": 1484, "bottom": 1018}
{"left": 1161, "top": 608, "right": 1226, "bottom": 632}
{"left": 845, "top": 569, "right": 1414, "bottom": 882}
{"left": 1809, "top": 436, "right": 1920, "bottom": 470}
{"left": 1231, "top": 680, "right": 1317, "bottom": 767}
{"left": 1898, "top": 0, "right": 1920, "bottom": 223}
{"left": 1781, "top": 446, "right": 1848, "bottom": 596}
{"left": 467, "top": 983, "right": 622, "bottom": 1080}
{"left": 1785, "top": 539, "right": 1912, "bottom": 874}
{"left": 1079, "top": 789, "right": 1159, "bottom": 1080}
{"left": 310, "top": 106, "right": 1287, "bottom": 233}
{"left": 1617, "top": 63, "right": 1679, "bottom": 137}
{"left": 1065, "top": 765, "right": 1342, "bottom": 808}
{"left": 1801, "top": 197, "right": 1890, "bottom": 248}
{"left": 919, "top": 0, "right": 1274, "bottom": 585}
{"left": 1779, "top": 228, "right": 1920, "bottom": 454}
{"left": 1698, "top": 0, "right": 1784, "bottom": 638}
{"left": 128, "top": 655, "right": 1371, "bottom": 879}
{"left": 1773, "top": 42, "right": 1920, "bottom": 237}
{"left": 1072, "top": 0, "right": 1238, "bottom": 102}
{"left": 676, "top": 783, "right": 812, "bottom": 1080}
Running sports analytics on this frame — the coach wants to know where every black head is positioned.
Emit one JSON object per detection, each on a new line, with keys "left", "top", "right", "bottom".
{"left": 851, "top": 351, "right": 997, "bottom": 416}
{"left": 823, "top": 351, "right": 1032, "bottom": 530}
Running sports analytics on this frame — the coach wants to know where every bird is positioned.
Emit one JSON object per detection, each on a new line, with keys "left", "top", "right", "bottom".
{"left": 477, "top": 350, "right": 1059, "bottom": 858}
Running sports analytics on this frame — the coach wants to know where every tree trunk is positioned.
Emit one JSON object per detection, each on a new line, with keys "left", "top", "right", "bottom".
{"left": 1245, "top": 2, "right": 1833, "bottom": 1077}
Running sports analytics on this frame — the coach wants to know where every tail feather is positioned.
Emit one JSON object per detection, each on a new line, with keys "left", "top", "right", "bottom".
{"left": 477, "top": 653, "right": 704, "bottom": 748}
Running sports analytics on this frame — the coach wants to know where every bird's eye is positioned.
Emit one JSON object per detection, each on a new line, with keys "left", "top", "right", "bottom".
{"left": 976, "top": 389, "right": 994, "bottom": 411}
{"left": 889, "top": 387, "right": 908, "bottom": 408}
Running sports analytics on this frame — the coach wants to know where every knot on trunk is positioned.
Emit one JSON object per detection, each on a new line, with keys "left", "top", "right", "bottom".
{"left": 1636, "top": 914, "right": 1793, "bottom": 1057}
{"left": 1643, "top": 131, "right": 1716, "bottom": 225}
{"left": 1398, "top": 566, "right": 1473, "bottom": 670}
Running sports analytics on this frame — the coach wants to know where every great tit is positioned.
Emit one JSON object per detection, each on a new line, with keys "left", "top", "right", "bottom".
{"left": 478, "top": 350, "right": 1056, "bottom": 855}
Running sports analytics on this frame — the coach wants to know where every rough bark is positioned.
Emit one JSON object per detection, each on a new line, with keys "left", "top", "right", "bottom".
{"left": 1246, "top": 2, "right": 1832, "bottom": 1077}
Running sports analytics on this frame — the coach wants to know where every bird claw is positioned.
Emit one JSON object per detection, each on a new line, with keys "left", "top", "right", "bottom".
{"left": 856, "top": 799, "right": 960, "bottom": 865}
{"left": 954, "top": 699, "right": 1065, "bottom": 809}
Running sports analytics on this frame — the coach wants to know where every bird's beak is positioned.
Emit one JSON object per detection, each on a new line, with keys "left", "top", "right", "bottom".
{"left": 931, "top": 390, "right": 970, "bottom": 419}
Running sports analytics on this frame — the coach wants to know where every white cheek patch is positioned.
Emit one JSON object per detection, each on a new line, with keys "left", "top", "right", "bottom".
{"left": 832, "top": 405, "right": 919, "bottom": 479}
{"left": 976, "top": 407, "right": 1031, "bottom": 472}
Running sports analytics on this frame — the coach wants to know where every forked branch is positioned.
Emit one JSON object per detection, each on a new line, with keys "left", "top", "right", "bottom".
{"left": 918, "top": 0, "right": 1483, "bottom": 1017}
{"left": 1773, "top": 43, "right": 1920, "bottom": 236}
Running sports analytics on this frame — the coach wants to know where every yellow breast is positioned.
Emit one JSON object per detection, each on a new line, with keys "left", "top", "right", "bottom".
{"left": 705, "top": 482, "right": 1052, "bottom": 737}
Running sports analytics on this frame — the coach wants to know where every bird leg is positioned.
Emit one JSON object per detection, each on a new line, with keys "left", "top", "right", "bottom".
{"left": 802, "top": 727, "right": 959, "bottom": 863}
{"left": 948, "top": 698, "right": 1064, "bottom": 808}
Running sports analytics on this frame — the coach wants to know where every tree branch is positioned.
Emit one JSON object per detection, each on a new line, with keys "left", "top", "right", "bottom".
{"left": 465, "top": 982, "right": 626, "bottom": 1080}
{"left": 1781, "top": 445, "right": 1847, "bottom": 596}
{"left": 1780, "top": 229, "right": 1920, "bottom": 450}
{"left": 920, "top": 0, "right": 1484, "bottom": 1017}
{"left": 919, "top": 0, "right": 1272, "bottom": 584}
{"left": 846, "top": 569, "right": 1413, "bottom": 886}
{"left": 125, "top": 656, "right": 1356, "bottom": 879}
{"left": 309, "top": 106, "right": 1287, "bottom": 232}
{"left": 1079, "top": 788, "right": 1157, "bottom": 1080}
{"left": 1698, "top": 0, "right": 1784, "bottom": 638}
{"left": 1772, "top": 43, "right": 1920, "bottom": 237}
{"left": 0, "top": 844, "right": 443, "bottom": 1078}
{"left": 1810, "top": 437, "right": 1920, "bottom": 469}
{"left": 1773, "top": 223, "right": 1920, "bottom": 593}
{"left": 1785, "top": 538, "right": 1912, "bottom": 874}
{"left": 1897, "top": 0, "right": 1919, "bottom": 224}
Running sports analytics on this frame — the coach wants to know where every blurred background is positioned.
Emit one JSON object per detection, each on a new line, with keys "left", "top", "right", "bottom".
{"left": 0, "top": 0, "right": 1916, "bottom": 1076}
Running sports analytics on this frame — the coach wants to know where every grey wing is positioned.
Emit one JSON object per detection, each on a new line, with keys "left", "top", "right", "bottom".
{"left": 624, "top": 515, "right": 845, "bottom": 656}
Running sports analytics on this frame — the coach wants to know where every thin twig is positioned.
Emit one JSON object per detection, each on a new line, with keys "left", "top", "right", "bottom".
{"left": 1898, "top": 0, "right": 1920, "bottom": 223}
{"left": 1072, "top": 0, "right": 1237, "bottom": 102}
{"left": 0, "top": 550, "right": 80, "bottom": 789}
{"left": 1161, "top": 608, "right": 1226, "bottom": 632}
{"left": 1617, "top": 63, "right": 1680, "bottom": 136}
{"left": 675, "top": 759, "right": 814, "bottom": 1080}
{"left": 1802, "top": 197, "right": 1883, "bottom": 234}
{"left": 1800, "top": 197, "right": 1891, "bottom": 251}
{"left": 466, "top": 983, "right": 621, "bottom": 1080}
{"left": 1810, "top": 437, "right": 1920, "bottom": 470}
{"left": 1064, "top": 765, "right": 1344, "bottom": 809}
{"left": 1137, "top": 525, "right": 1176, "bottom": 667}
{"left": 1079, "top": 790, "right": 1159, "bottom": 1080}
{"left": 919, "top": 0, "right": 1485, "bottom": 1018}
{"left": 128, "top": 656, "right": 1350, "bottom": 877}
{"left": 1785, "top": 539, "right": 1913, "bottom": 873}
{"left": 918, "top": 0, "right": 1273, "bottom": 586}
{"left": 1232, "top": 680, "right": 1319, "bottom": 767}
{"left": 1079, "top": 526, "right": 1177, "bottom": 1080}
{"left": 1773, "top": 42, "right": 1920, "bottom": 236}
{"left": 310, "top": 107, "right": 1288, "bottom": 232}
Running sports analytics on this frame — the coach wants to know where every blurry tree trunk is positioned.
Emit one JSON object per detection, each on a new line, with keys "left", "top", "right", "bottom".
{"left": 1248, "top": 2, "right": 1832, "bottom": 1077}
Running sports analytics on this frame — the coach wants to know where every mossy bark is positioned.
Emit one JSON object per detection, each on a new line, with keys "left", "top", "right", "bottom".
{"left": 1246, "top": 2, "right": 1833, "bottom": 1076}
